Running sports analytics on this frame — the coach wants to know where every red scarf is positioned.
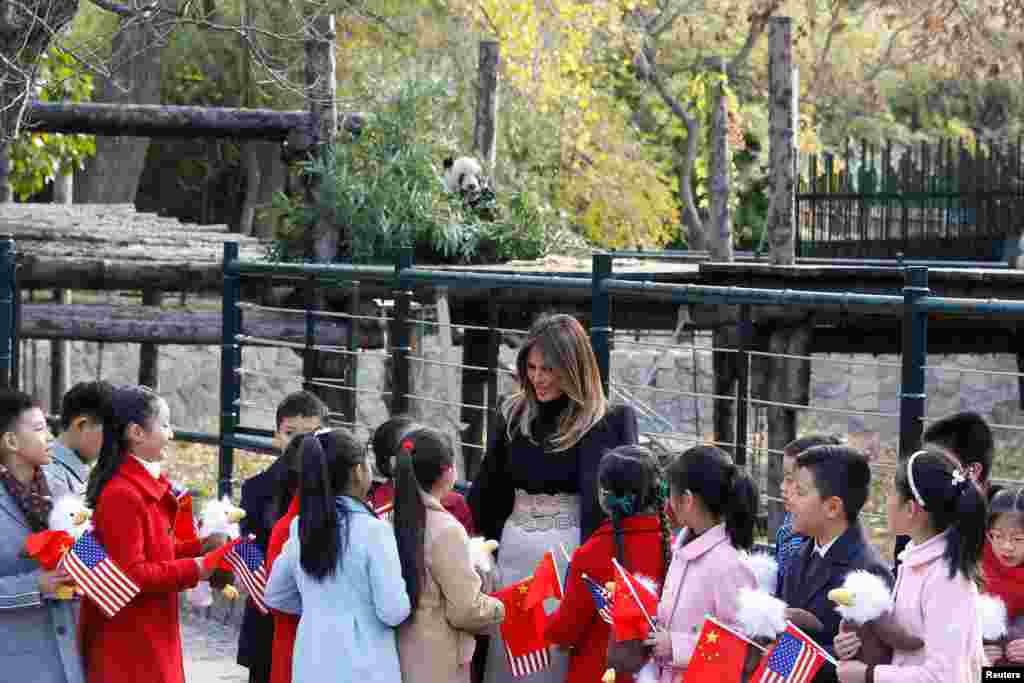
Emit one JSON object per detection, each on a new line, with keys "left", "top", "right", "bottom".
{"left": 983, "top": 541, "right": 1024, "bottom": 619}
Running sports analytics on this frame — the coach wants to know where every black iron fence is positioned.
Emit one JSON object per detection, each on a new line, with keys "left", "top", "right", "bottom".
{"left": 796, "top": 138, "right": 1024, "bottom": 260}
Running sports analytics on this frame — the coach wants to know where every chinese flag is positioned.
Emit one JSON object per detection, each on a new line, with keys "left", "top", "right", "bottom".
{"left": 525, "top": 551, "right": 563, "bottom": 610}
{"left": 681, "top": 618, "right": 750, "bottom": 683}
{"left": 492, "top": 577, "right": 549, "bottom": 658}
{"left": 24, "top": 530, "right": 75, "bottom": 570}
{"left": 612, "top": 560, "right": 660, "bottom": 642}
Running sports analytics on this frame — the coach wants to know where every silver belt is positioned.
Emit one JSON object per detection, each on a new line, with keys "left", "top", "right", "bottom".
{"left": 507, "top": 490, "right": 579, "bottom": 533}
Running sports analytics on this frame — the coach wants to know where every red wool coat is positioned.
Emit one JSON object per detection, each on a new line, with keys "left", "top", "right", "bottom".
{"left": 268, "top": 495, "right": 300, "bottom": 683}
{"left": 79, "top": 456, "right": 203, "bottom": 683}
{"left": 545, "top": 514, "right": 668, "bottom": 683}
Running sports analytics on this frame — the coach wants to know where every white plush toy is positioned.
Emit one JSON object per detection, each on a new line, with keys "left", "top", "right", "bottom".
{"left": 469, "top": 537, "right": 499, "bottom": 575}
{"left": 200, "top": 497, "right": 246, "bottom": 539}
{"left": 737, "top": 586, "right": 788, "bottom": 641}
{"left": 48, "top": 494, "right": 93, "bottom": 539}
{"left": 442, "top": 156, "right": 485, "bottom": 195}
{"left": 743, "top": 551, "right": 779, "bottom": 595}
{"left": 979, "top": 593, "right": 1009, "bottom": 641}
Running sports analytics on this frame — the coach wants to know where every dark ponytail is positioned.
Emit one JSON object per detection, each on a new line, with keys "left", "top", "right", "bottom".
{"left": 896, "top": 449, "right": 986, "bottom": 582}
{"left": 391, "top": 426, "right": 455, "bottom": 610}
{"left": 298, "top": 429, "right": 366, "bottom": 581}
{"left": 666, "top": 445, "right": 758, "bottom": 551}
{"left": 86, "top": 385, "right": 162, "bottom": 508}
{"left": 598, "top": 445, "right": 664, "bottom": 571}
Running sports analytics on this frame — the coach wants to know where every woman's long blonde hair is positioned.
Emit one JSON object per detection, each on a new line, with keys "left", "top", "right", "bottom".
{"left": 503, "top": 314, "right": 608, "bottom": 452}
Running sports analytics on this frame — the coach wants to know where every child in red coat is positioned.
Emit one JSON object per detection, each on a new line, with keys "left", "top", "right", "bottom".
{"left": 79, "top": 385, "right": 226, "bottom": 683}
{"left": 546, "top": 445, "right": 671, "bottom": 683}
{"left": 982, "top": 486, "right": 1024, "bottom": 665}
{"left": 367, "top": 416, "right": 475, "bottom": 534}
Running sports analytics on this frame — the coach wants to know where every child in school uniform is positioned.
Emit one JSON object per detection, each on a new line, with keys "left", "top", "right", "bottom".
{"left": 391, "top": 425, "right": 504, "bottom": 683}
{"left": 835, "top": 449, "right": 987, "bottom": 683}
{"left": 980, "top": 487, "right": 1024, "bottom": 666}
{"left": 545, "top": 445, "right": 671, "bottom": 683}
{"left": 781, "top": 445, "right": 891, "bottom": 683}
{"left": 645, "top": 446, "right": 759, "bottom": 683}
{"left": 775, "top": 434, "right": 843, "bottom": 596}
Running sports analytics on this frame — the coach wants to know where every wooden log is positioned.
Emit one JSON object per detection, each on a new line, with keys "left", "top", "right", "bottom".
{"left": 22, "top": 102, "right": 362, "bottom": 141}
{"left": 473, "top": 40, "right": 500, "bottom": 174}
{"left": 139, "top": 290, "right": 162, "bottom": 389}
{"left": 706, "top": 56, "right": 733, "bottom": 262}
{"left": 17, "top": 303, "right": 387, "bottom": 347}
{"left": 768, "top": 18, "right": 798, "bottom": 265}
{"left": 304, "top": 14, "right": 341, "bottom": 261}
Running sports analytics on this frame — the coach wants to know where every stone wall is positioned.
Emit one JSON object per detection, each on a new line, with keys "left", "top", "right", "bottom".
{"left": 19, "top": 331, "right": 1024, "bottom": 469}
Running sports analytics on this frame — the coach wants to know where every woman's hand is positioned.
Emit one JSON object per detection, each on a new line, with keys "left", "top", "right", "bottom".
{"left": 1006, "top": 638, "right": 1024, "bottom": 663}
{"left": 38, "top": 568, "right": 75, "bottom": 597}
{"left": 836, "top": 661, "right": 867, "bottom": 683}
{"left": 985, "top": 643, "right": 1006, "bottom": 665}
{"left": 195, "top": 557, "right": 217, "bottom": 581}
{"left": 643, "top": 627, "right": 672, "bottom": 659}
{"left": 834, "top": 630, "right": 863, "bottom": 660}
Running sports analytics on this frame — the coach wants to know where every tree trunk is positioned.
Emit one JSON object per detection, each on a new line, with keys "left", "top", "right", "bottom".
{"left": 239, "top": 141, "right": 286, "bottom": 236}
{"left": 706, "top": 57, "right": 734, "bottom": 262}
{"left": 473, "top": 41, "right": 500, "bottom": 176}
{"left": 768, "top": 18, "right": 798, "bottom": 265}
{"left": 75, "top": 4, "right": 174, "bottom": 204}
{"left": 0, "top": 143, "right": 10, "bottom": 203}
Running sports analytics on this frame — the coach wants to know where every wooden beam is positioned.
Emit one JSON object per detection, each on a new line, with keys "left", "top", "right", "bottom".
{"left": 139, "top": 290, "right": 162, "bottom": 389}
{"left": 22, "top": 102, "right": 362, "bottom": 141}
{"left": 17, "top": 303, "right": 387, "bottom": 347}
{"left": 49, "top": 289, "right": 70, "bottom": 412}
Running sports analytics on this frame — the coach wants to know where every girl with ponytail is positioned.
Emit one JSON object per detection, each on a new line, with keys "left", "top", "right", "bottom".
{"left": 265, "top": 429, "right": 409, "bottom": 683}
{"left": 647, "top": 446, "right": 758, "bottom": 683}
{"left": 545, "top": 446, "right": 670, "bottom": 683}
{"left": 391, "top": 426, "right": 504, "bottom": 683}
{"left": 79, "top": 385, "right": 227, "bottom": 683}
{"left": 836, "top": 449, "right": 986, "bottom": 683}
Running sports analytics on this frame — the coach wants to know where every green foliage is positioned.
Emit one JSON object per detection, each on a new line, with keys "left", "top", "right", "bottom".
{"left": 8, "top": 48, "right": 96, "bottom": 200}
{"left": 271, "top": 80, "right": 548, "bottom": 265}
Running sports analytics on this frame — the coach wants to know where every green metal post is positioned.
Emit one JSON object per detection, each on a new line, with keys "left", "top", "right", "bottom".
{"left": 390, "top": 247, "right": 414, "bottom": 415}
{"left": 899, "top": 267, "right": 929, "bottom": 457}
{"left": 591, "top": 253, "right": 613, "bottom": 397}
{"left": 219, "top": 242, "right": 241, "bottom": 498}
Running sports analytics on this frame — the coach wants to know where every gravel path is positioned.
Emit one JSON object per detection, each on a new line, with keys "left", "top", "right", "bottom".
{"left": 182, "top": 614, "right": 248, "bottom": 683}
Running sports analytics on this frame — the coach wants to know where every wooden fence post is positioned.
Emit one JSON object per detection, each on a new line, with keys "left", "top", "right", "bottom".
{"left": 50, "top": 290, "right": 71, "bottom": 411}
{"left": 768, "top": 17, "right": 798, "bottom": 265}
{"left": 473, "top": 40, "right": 500, "bottom": 175}
{"left": 706, "top": 56, "right": 733, "bottom": 262}
{"left": 139, "top": 290, "right": 162, "bottom": 389}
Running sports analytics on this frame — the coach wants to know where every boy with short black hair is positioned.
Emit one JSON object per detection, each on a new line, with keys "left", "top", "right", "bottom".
{"left": 45, "top": 380, "right": 113, "bottom": 494}
{"left": 775, "top": 433, "right": 843, "bottom": 595}
{"left": 781, "top": 445, "right": 890, "bottom": 682}
{"left": 237, "top": 390, "right": 328, "bottom": 683}
{"left": 893, "top": 411, "right": 995, "bottom": 568}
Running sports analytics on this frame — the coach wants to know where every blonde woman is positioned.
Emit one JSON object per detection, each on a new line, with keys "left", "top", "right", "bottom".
{"left": 469, "top": 313, "right": 638, "bottom": 683}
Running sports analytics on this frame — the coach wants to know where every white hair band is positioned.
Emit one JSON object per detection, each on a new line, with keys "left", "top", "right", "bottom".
{"left": 906, "top": 450, "right": 927, "bottom": 508}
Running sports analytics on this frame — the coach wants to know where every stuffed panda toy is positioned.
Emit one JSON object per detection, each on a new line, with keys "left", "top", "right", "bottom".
{"left": 442, "top": 155, "right": 497, "bottom": 221}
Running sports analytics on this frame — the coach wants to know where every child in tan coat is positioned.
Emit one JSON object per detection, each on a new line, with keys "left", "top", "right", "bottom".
{"left": 392, "top": 426, "right": 505, "bottom": 683}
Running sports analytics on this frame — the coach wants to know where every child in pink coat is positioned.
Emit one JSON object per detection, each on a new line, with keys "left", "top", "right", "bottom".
{"left": 646, "top": 446, "right": 759, "bottom": 682}
{"left": 835, "top": 449, "right": 987, "bottom": 683}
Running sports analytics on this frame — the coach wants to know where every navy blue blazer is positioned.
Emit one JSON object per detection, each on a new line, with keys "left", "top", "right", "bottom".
{"left": 780, "top": 523, "right": 892, "bottom": 683}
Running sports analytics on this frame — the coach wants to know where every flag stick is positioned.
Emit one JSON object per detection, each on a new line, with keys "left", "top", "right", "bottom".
{"left": 785, "top": 620, "right": 839, "bottom": 667}
{"left": 559, "top": 543, "right": 572, "bottom": 566}
{"left": 548, "top": 548, "right": 564, "bottom": 595}
{"left": 611, "top": 558, "right": 657, "bottom": 631}
{"left": 705, "top": 614, "right": 769, "bottom": 653}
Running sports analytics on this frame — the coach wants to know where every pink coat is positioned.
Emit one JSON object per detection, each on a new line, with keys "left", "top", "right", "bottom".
{"left": 875, "top": 530, "right": 984, "bottom": 683}
{"left": 655, "top": 524, "right": 756, "bottom": 683}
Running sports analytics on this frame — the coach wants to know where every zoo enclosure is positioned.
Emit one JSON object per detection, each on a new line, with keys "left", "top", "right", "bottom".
{"left": 796, "top": 138, "right": 1024, "bottom": 261}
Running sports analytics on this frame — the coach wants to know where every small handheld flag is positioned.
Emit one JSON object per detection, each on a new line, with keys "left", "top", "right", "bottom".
{"left": 60, "top": 530, "right": 140, "bottom": 618}
{"left": 581, "top": 573, "right": 614, "bottom": 625}
{"left": 221, "top": 537, "right": 269, "bottom": 614}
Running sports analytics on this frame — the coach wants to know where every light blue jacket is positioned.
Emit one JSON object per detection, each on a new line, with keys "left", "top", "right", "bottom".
{"left": 43, "top": 442, "right": 90, "bottom": 495}
{"left": 265, "top": 495, "right": 411, "bottom": 683}
{"left": 0, "top": 470, "right": 84, "bottom": 683}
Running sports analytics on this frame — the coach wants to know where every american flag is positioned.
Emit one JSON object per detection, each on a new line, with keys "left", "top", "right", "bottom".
{"left": 223, "top": 539, "right": 268, "bottom": 614}
{"left": 504, "top": 642, "right": 550, "bottom": 678}
{"left": 60, "top": 531, "right": 140, "bottom": 618}
{"left": 581, "top": 574, "right": 613, "bottom": 625}
{"left": 752, "top": 624, "right": 829, "bottom": 683}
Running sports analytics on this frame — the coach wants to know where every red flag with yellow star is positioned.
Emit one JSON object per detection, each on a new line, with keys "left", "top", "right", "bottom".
{"left": 681, "top": 617, "right": 752, "bottom": 683}
{"left": 491, "top": 577, "right": 551, "bottom": 678}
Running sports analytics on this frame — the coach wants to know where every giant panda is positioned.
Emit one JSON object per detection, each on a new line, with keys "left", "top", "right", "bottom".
{"left": 442, "top": 156, "right": 485, "bottom": 195}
